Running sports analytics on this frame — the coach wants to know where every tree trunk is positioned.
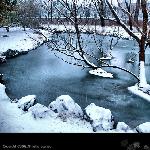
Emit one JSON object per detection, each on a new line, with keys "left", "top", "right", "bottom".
{"left": 139, "top": 36, "right": 145, "bottom": 62}
{"left": 50, "top": 0, "right": 53, "bottom": 23}
{"left": 125, "top": 0, "right": 133, "bottom": 30}
{"left": 6, "top": 27, "right": 9, "bottom": 32}
{"left": 100, "top": 1, "right": 105, "bottom": 27}
{"left": 138, "top": 0, "right": 148, "bottom": 87}
{"left": 97, "top": 0, "right": 105, "bottom": 27}
{"left": 129, "top": 17, "right": 133, "bottom": 31}
{"left": 139, "top": 37, "right": 147, "bottom": 87}
{"left": 134, "top": 0, "right": 140, "bottom": 24}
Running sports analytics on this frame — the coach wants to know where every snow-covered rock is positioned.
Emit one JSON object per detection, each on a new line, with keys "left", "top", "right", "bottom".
{"left": 136, "top": 122, "right": 150, "bottom": 133}
{"left": 0, "top": 56, "right": 6, "bottom": 63}
{"left": 84, "top": 103, "right": 114, "bottom": 131}
{"left": 28, "top": 103, "right": 57, "bottom": 119}
{"left": 0, "top": 83, "right": 10, "bottom": 101}
{"left": 18, "top": 95, "right": 36, "bottom": 111}
{"left": 48, "top": 95, "right": 83, "bottom": 119}
{"left": 89, "top": 68, "right": 113, "bottom": 78}
{"left": 116, "top": 122, "right": 132, "bottom": 132}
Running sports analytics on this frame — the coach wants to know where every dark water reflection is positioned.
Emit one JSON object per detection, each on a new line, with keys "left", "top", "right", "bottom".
{"left": 0, "top": 36, "right": 150, "bottom": 128}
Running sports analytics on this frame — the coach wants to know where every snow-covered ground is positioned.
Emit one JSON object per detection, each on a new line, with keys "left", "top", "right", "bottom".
{"left": 43, "top": 24, "right": 141, "bottom": 39}
{"left": 0, "top": 27, "right": 49, "bottom": 56}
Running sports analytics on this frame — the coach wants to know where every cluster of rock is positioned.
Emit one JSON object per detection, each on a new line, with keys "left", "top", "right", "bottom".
{"left": 2, "top": 49, "right": 28, "bottom": 59}
{"left": 14, "top": 94, "right": 150, "bottom": 133}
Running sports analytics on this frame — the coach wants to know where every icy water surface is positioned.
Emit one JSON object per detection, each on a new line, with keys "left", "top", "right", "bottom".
{"left": 1, "top": 35, "right": 150, "bottom": 127}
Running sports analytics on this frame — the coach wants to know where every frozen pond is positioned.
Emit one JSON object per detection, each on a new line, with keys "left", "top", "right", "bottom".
{"left": 0, "top": 35, "right": 150, "bottom": 127}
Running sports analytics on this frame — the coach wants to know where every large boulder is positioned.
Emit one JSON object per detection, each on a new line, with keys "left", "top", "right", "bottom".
{"left": 28, "top": 103, "right": 57, "bottom": 119}
{"left": 48, "top": 95, "right": 83, "bottom": 119}
{"left": 18, "top": 95, "right": 36, "bottom": 111}
{"left": 136, "top": 122, "right": 150, "bottom": 133}
{"left": 84, "top": 103, "right": 114, "bottom": 132}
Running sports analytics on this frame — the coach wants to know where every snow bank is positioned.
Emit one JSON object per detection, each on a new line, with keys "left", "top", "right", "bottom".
{"left": 0, "top": 94, "right": 93, "bottom": 133}
{"left": 48, "top": 95, "right": 83, "bottom": 119}
{"left": 18, "top": 95, "right": 36, "bottom": 111}
{"left": 0, "top": 83, "right": 10, "bottom": 101}
{"left": 136, "top": 122, "right": 150, "bottom": 133}
{"left": 128, "top": 84, "right": 150, "bottom": 102}
{"left": 84, "top": 103, "right": 114, "bottom": 131}
{"left": 0, "top": 92, "right": 145, "bottom": 133}
{"left": 43, "top": 24, "right": 141, "bottom": 39}
{"left": 0, "top": 27, "right": 49, "bottom": 57}
{"left": 89, "top": 68, "right": 113, "bottom": 78}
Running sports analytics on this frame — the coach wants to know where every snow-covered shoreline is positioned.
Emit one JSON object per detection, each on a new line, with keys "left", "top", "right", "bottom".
{"left": 0, "top": 84, "right": 133, "bottom": 133}
{"left": 43, "top": 24, "right": 141, "bottom": 40}
{"left": 0, "top": 26, "right": 150, "bottom": 133}
{"left": 0, "top": 27, "right": 49, "bottom": 62}
{"left": 0, "top": 83, "right": 149, "bottom": 133}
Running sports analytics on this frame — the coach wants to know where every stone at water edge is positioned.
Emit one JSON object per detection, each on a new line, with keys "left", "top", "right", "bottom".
{"left": 136, "top": 122, "right": 150, "bottom": 133}
{"left": 116, "top": 122, "right": 131, "bottom": 132}
{"left": 84, "top": 103, "right": 114, "bottom": 132}
{"left": 0, "top": 74, "right": 3, "bottom": 81}
{"left": 0, "top": 56, "right": 6, "bottom": 63}
{"left": 18, "top": 95, "right": 36, "bottom": 111}
{"left": 28, "top": 103, "right": 57, "bottom": 119}
{"left": 48, "top": 95, "right": 83, "bottom": 119}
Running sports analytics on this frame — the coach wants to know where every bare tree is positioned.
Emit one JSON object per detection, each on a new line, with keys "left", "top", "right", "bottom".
{"left": 42, "top": 0, "right": 54, "bottom": 26}
{"left": 47, "top": 0, "right": 139, "bottom": 81}
{"left": 134, "top": 0, "right": 140, "bottom": 24}
{"left": 0, "top": 0, "right": 17, "bottom": 32}
{"left": 95, "top": 0, "right": 106, "bottom": 27}
{"left": 102, "top": 0, "right": 149, "bottom": 87}
{"left": 17, "top": 0, "right": 41, "bottom": 31}
{"left": 125, "top": 0, "right": 133, "bottom": 30}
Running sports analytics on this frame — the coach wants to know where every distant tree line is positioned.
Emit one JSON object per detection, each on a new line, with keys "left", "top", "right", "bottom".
{"left": 0, "top": 0, "right": 17, "bottom": 29}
